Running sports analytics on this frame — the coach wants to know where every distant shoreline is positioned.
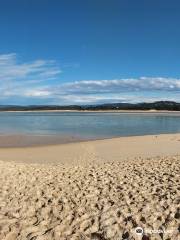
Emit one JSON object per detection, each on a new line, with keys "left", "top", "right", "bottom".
{"left": 2, "top": 109, "right": 180, "bottom": 114}
{"left": 1, "top": 101, "right": 180, "bottom": 112}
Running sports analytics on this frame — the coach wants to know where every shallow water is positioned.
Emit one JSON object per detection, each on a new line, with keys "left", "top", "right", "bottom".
{"left": 1, "top": 111, "right": 180, "bottom": 139}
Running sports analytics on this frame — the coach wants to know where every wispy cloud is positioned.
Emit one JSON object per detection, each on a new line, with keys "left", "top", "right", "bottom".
{"left": 0, "top": 53, "right": 61, "bottom": 96}
{"left": 60, "top": 77, "right": 180, "bottom": 94}
{"left": 21, "top": 77, "right": 180, "bottom": 104}
{"left": 1, "top": 53, "right": 180, "bottom": 104}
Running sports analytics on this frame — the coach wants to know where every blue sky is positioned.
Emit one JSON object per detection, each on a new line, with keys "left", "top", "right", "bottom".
{"left": 0, "top": 0, "right": 180, "bottom": 105}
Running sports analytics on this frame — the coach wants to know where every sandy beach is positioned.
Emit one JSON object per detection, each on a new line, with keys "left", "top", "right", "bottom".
{"left": 0, "top": 134, "right": 180, "bottom": 239}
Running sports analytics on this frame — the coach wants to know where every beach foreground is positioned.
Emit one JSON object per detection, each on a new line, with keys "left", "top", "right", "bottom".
{"left": 0, "top": 134, "right": 180, "bottom": 240}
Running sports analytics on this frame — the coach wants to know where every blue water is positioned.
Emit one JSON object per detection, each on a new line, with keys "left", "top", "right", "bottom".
{"left": 0, "top": 112, "right": 180, "bottom": 139}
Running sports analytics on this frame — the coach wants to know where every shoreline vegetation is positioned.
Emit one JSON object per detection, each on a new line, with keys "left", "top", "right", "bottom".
{"left": 1, "top": 101, "right": 180, "bottom": 112}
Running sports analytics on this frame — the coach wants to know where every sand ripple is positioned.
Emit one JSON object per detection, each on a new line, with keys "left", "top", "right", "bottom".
{"left": 0, "top": 156, "right": 179, "bottom": 240}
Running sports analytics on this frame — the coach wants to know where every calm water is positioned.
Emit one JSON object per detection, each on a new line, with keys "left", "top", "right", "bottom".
{"left": 0, "top": 112, "right": 180, "bottom": 139}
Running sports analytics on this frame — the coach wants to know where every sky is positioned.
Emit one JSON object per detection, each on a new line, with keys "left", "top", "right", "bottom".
{"left": 0, "top": 0, "right": 180, "bottom": 105}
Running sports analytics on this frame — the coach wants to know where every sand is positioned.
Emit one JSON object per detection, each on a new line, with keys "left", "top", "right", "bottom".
{"left": 0, "top": 133, "right": 180, "bottom": 164}
{"left": 0, "top": 134, "right": 180, "bottom": 239}
{"left": 0, "top": 135, "right": 84, "bottom": 148}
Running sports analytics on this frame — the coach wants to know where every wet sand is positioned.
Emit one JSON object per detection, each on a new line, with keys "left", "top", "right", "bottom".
{"left": 0, "top": 133, "right": 180, "bottom": 164}
{"left": 0, "top": 134, "right": 180, "bottom": 239}
{"left": 0, "top": 134, "right": 84, "bottom": 148}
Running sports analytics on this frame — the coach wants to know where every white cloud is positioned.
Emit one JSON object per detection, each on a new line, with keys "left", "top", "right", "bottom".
{"left": 0, "top": 53, "right": 61, "bottom": 89}
{"left": 55, "top": 94, "right": 129, "bottom": 104}
{"left": 60, "top": 77, "right": 180, "bottom": 94}
{"left": 34, "top": 77, "right": 180, "bottom": 104}
{"left": 24, "top": 89, "right": 51, "bottom": 97}
{"left": 1, "top": 53, "right": 180, "bottom": 104}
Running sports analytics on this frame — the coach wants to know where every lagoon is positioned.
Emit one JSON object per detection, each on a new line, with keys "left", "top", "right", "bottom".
{"left": 1, "top": 111, "right": 180, "bottom": 140}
